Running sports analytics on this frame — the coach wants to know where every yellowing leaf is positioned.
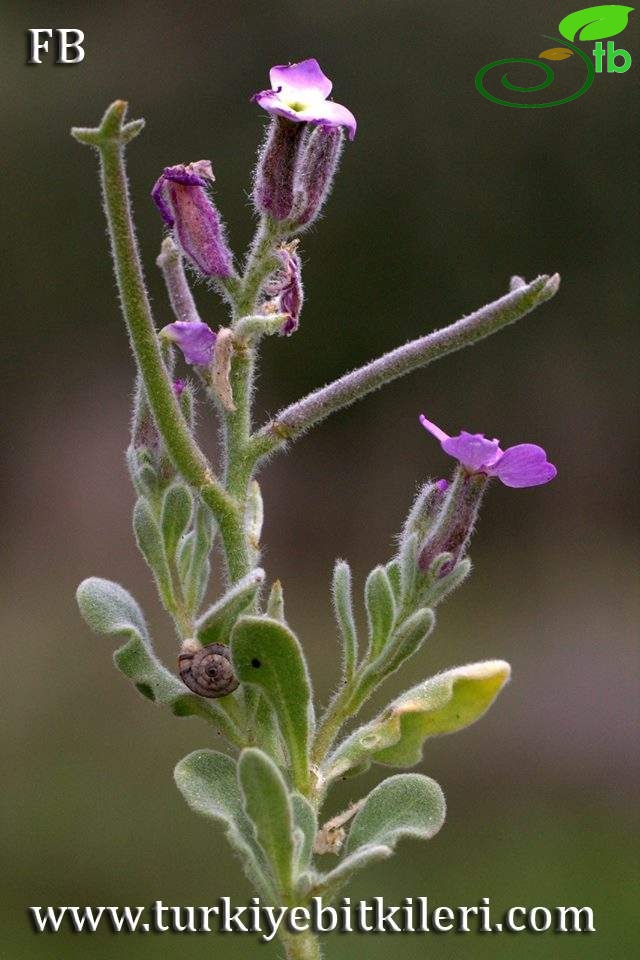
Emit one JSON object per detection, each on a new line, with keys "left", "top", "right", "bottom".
{"left": 539, "top": 47, "right": 574, "bottom": 60}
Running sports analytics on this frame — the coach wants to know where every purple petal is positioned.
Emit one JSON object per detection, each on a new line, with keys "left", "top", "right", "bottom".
{"left": 442, "top": 431, "right": 502, "bottom": 473}
{"left": 419, "top": 414, "right": 450, "bottom": 445}
{"left": 160, "top": 320, "right": 217, "bottom": 367}
{"left": 269, "top": 59, "right": 332, "bottom": 100}
{"left": 151, "top": 174, "right": 175, "bottom": 227}
{"left": 435, "top": 479, "right": 449, "bottom": 493}
{"left": 309, "top": 101, "right": 357, "bottom": 140}
{"left": 489, "top": 444, "right": 557, "bottom": 488}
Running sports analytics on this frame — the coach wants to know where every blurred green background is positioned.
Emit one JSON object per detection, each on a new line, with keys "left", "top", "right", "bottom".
{"left": 1, "top": 1, "right": 638, "bottom": 957}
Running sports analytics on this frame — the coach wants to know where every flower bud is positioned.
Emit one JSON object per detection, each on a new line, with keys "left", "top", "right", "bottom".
{"left": 151, "top": 161, "right": 233, "bottom": 279}
{"left": 292, "top": 125, "right": 344, "bottom": 228}
{"left": 418, "top": 468, "right": 487, "bottom": 575}
{"left": 253, "top": 117, "right": 306, "bottom": 221}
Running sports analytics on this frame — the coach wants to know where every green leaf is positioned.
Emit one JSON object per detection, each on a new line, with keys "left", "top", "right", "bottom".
{"left": 332, "top": 560, "right": 358, "bottom": 680}
{"left": 420, "top": 558, "right": 471, "bottom": 608}
{"left": 174, "top": 750, "right": 273, "bottom": 898}
{"left": 365, "top": 566, "right": 396, "bottom": 658}
{"left": 196, "top": 569, "right": 265, "bottom": 645}
{"left": 308, "top": 845, "right": 392, "bottom": 900}
{"left": 291, "top": 793, "right": 317, "bottom": 874}
{"left": 398, "top": 531, "right": 419, "bottom": 602}
{"left": 346, "top": 774, "right": 446, "bottom": 854}
{"left": 373, "top": 607, "right": 435, "bottom": 678}
{"left": 77, "top": 578, "right": 242, "bottom": 742}
{"left": 238, "top": 748, "right": 295, "bottom": 897}
{"left": 183, "top": 502, "right": 215, "bottom": 612}
{"left": 326, "top": 660, "right": 511, "bottom": 780}
{"left": 559, "top": 4, "right": 633, "bottom": 41}
{"left": 133, "top": 497, "right": 174, "bottom": 609}
{"left": 161, "top": 483, "right": 193, "bottom": 560}
{"left": 232, "top": 616, "right": 314, "bottom": 792}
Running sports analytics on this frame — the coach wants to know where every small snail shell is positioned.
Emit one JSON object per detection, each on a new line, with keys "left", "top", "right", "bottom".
{"left": 178, "top": 639, "right": 239, "bottom": 699}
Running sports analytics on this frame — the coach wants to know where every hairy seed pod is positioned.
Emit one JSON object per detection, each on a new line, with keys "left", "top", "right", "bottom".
{"left": 178, "top": 639, "right": 239, "bottom": 698}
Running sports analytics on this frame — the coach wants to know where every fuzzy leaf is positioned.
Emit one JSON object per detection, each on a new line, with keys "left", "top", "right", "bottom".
{"left": 133, "top": 497, "right": 174, "bottom": 608}
{"left": 291, "top": 793, "right": 317, "bottom": 874}
{"left": 326, "top": 660, "right": 511, "bottom": 779}
{"left": 308, "top": 845, "right": 392, "bottom": 900}
{"left": 232, "top": 616, "right": 314, "bottom": 792}
{"left": 76, "top": 578, "right": 241, "bottom": 740}
{"left": 374, "top": 607, "right": 435, "bottom": 677}
{"left": 161, "top": 483, "right": 193, "bottom": 560}
{"left": 559, "top": 4, "right": 633, "bottom": 41}
{"left": 365, "top": 566, "right": 396, "bottom": 658}
{"left": 346, "top": 774, "right": 446, "bottom": 854}
{"left": 238, "top": 749, "right": 295, "bottom": 897}
{"left": 196, "top": 569, "right": 265, "bottom": 645}
{"left": 174, "top": 750, "right": 272, "bottom": 897}
{"left": 332, "top": 560, "right": 358, "bottom": 679}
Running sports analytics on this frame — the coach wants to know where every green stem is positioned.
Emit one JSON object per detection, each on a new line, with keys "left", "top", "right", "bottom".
{"left": 72, "top": 102, "right": 246, "bottom": 581}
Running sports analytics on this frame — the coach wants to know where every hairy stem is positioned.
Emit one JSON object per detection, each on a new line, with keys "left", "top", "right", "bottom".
{"left": 253, "top": 273, "right": 560, "bottom": 460}
{"left": 72, "top": 101, "right": 246, "bottom": 581}
{"left": 281, "top": 930, "right": 322, "bottom": 960}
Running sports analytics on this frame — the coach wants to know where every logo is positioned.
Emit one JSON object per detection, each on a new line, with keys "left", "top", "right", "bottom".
{"left": 475, "top": 4, "right": 633, "bottom": 107}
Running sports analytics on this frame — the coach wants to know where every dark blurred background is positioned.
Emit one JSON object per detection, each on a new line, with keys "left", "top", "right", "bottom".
{"left": 2, "top": 1, "right": 638, "bottom": 957}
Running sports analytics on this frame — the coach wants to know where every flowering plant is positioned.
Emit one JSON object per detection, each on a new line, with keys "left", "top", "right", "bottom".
{"left": 72, "top": 59, "right": 558, "bottom": 959}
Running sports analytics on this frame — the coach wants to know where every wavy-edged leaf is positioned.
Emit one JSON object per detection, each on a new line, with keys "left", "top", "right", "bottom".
{"left": 238, "top": 749, "right": 295, "bottom": 897}
{"left": 174, "top": 750, "right": 273, "bottom": 898}
{"left": 325, "top": 659, "right": 511, "bottom": 780}
{"left": 559, "top": 4, "right": 633, "bottom": 41}
{"left": 346, "top": 774, "right": 446, "bottom": 854}
{"left": 539, "top": 46, "right": 574, "bottom": 59}
{"left": 232, "top": 616, "right": 314, "bottom": 792}
{"left": 196, "top": 569, "right": 265, "bottom": 645}
{"left": 76, "top": 577, "right": 242, "bottom": 742}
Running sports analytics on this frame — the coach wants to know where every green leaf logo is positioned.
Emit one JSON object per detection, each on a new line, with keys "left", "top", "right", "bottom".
{"left": 559, "top": 4, "right": 634, "bottom": 41}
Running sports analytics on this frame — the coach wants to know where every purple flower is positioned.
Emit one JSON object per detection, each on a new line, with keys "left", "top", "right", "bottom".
{"left": 172, "top": 378, "right": 186, "bottom": 397}
{"left": 151, "top": 161, "right": 233, "bottom": 279}
{"left": 252, "top": 59, "right": 357, "bottom": 140}
{"left": 160, "top": 320, "right": 217, "bottom": 367}
{"left": 419, "top": 415, "right": 557, "bottom": 488}
{"left": 265, "top": 244, "right": 304, "bottom": 335}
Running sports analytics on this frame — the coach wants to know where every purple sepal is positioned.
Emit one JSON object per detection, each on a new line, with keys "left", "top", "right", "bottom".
{"left": 253, "top": 118, "right": 306, "bottom": 221}
{"left": 161, "top": 320, "right": 217, "bottom": 367}
{"left": 151, "top": 161, "right": 233, "bottom": 279}
{"left": 419, "top": 415, "right": 556, "bottom": 488}
{"left": 293, "top": 125, "right": 344, "bottom": 228}
{"left": 252, "top": 59, "right": 357, "bottom": 140}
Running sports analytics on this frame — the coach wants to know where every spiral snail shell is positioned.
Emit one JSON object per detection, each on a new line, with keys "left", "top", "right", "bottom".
{"left": 178, "top": 639, "right": 239, "bottom": 699}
